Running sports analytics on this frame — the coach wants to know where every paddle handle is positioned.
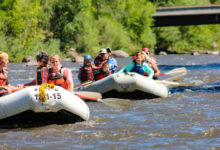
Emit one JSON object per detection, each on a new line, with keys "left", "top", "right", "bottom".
{"left": 74, "top": 81, "right": 93, "bottom": 88}
{"left": 76, "top": 94, "right": 99, "bottom": 102}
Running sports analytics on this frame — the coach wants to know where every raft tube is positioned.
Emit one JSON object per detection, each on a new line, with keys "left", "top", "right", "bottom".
{"left": 0, "top": 86, "right": 90, "bottom": 128}
{"left": 76, "top": 72, "right": 169, "bottom": 99}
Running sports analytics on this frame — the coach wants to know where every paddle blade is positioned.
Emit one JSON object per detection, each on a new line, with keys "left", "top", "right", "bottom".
{"left": 160, "top": 80, "right": 190, "bottom": 88}
{"left": 75, "top": 91, "right": 102, "bottom": 99}
{"left": 165, "top": 76, "right": 183, "bottom": 82}
{"left": 99, "top": 98, "right": 131, "bottom": 110}
{"left": 164, "top": 67, "right": 187, "bottom": 76}
{"left": 168, "top": 83, "right": 190, "bottom": 88}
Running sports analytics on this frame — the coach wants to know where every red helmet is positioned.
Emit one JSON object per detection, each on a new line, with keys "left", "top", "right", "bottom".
{"left": 142, "top": 47, "right": 150, "bottom": 54}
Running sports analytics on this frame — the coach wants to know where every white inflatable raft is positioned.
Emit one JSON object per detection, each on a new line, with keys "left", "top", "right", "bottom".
{"left": 0, "top": 86, "right": 89, "bottom": 128}
{"left": 76, "top": 72, "right": 169, "bottom": 99}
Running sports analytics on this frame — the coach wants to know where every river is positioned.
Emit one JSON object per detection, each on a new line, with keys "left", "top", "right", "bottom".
{"left": 0, "top": 54, "right": 220, "bottom": 150}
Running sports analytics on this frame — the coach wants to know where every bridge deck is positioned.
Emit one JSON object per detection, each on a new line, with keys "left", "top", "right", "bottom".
{"left": 153, "top": 5, "right": 220, "bottom": 26}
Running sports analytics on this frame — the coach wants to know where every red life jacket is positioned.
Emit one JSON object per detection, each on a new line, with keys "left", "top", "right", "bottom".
{"left": 0, "top": 70, "right": 8, "bottom": 86}
{"left": 95, "top": 74, "right": 105, "bottom": 80}
{"left": 47, "top": 66, "right": 68, "bottom": 89}
{"left": 80, "top": 65, "right": 93, "bottom": 82}
{"left": 94, "top": 69, "right": 110, "bottom": 81}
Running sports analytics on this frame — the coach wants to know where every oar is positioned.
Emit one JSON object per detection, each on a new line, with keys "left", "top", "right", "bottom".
{"left": 77, "top": 94, "right": 131, "bottom": 110}
{"left": 159, "top": 67, "right": 187, "bottom": 76}
{"left": 74, "top": 91, "right": 102, "bottom": 99}
{"left": 165, "top": 76, "right": 182, "bottom": 82}
{"left": 159, "top": 80, "right": 190, "bottom": 88}
{"left": 74, "top": 81, "right": 93, "bottom": 88}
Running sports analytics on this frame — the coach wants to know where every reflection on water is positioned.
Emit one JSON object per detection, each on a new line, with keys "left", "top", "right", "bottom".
{"left": 1, "top": 54, "right": 220, "bottom": 149}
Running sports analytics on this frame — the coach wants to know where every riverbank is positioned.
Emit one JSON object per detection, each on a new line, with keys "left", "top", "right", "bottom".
{"left": 21, "top": 49, "right": 220, "bottom": 66}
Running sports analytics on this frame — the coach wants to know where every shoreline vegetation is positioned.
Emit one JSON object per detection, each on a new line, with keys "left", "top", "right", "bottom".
{"left": 1, "top": 0, "right": 220, "bottom": 63}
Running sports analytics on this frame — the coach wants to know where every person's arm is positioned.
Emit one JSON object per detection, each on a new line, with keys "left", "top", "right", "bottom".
{"left": 42, "top": 69, "right": 49, "bottom": 83}
{"left": 150, "top": 61, "right": 160, "bottom": 77}
{"left": 92, "top": 66, "right": 99, "bottom": 70}
{"left": 67, "top": 82, "right": 73, "bottom": 92}
{"left": 5, "top": 84, "right": 21, "bottom": 93}
{"left": 17, "top": 80, "right": 35, "bottom": 88}
{"left": 143, "top": 62, "right": 154, "bottom": 79}
{"left": 17, "top": 74, "right": 37, "bottom": 87}
{"left": 65, "top": 68, "right": 74, "bottom": 92}
{"left": 0, "top": 85, "right": 12, "bottom": 93}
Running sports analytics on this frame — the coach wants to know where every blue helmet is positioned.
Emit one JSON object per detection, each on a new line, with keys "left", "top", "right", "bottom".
{"left": 84, "top": 54, "right": 92, "bottom": 61}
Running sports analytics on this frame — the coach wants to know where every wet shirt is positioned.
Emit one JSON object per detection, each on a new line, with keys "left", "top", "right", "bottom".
{"left": 107, "top": 57, "right": 117, "bottom": 73}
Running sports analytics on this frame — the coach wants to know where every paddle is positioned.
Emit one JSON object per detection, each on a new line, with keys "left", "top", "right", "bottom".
{"left": 165, "top": 76, "right": 183, "bottom": 82}
{"left": 74, "top": 81, "right": 93, "bottom": 88}
{"left": 77, "top": 94, "right": 131, "bottom": 110}
{"left": 74, "top": 91, "right": 102, "bottom": 99}
{"left": 159, "top": 67, "right": 187, "bottom": 76}
{"left": 159, "top": 80, "right": 190, "bottom": 88}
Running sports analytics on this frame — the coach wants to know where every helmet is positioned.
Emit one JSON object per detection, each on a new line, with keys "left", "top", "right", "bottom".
{"left": 142, "top": 47, "right": 150, "bottom": 54}
{"left": 84, "top": 54, "right": 92, "bottom": 61}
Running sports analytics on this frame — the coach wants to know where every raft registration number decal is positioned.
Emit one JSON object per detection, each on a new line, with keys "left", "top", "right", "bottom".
{"left": 34, "top": 93, "right": 62, "bottom": 100}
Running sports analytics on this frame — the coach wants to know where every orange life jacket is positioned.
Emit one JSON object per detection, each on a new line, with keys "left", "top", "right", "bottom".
{"left": 47, "top": 66, "right": 68, "bottom": 89}
{"left": 0, "top": 70, "right": 8, "bottom": 86}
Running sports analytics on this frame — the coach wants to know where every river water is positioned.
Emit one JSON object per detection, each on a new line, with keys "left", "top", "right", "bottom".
{"left": 1, "top": 54, "right": 220, "bottom": 150}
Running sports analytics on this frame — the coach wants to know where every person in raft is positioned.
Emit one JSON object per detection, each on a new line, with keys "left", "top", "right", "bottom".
{"left": 78, "top": 54, "right": 98, "bottom": 83}
{"left": 17, "top": 51, "right": 49, "bottom": 88}
{"left": 93, "top": 62, "right": 111, "bottom": 81}
{"left": 0, "top": 51, "right": 18, "bottom": 97}
{"left": 94, "top": 48, "right": 117, "bottom": 73}
{"left": 106, "top": 47, "right": 118, "bottom": 73}
{"left": 42, "top": 54, "right": 73, "bottom": 92}
{"left": 118, "top": 52, "right": 154, "bottom": 78}
{"left": 141, "top": 47, "right": 160, "bottom": 79}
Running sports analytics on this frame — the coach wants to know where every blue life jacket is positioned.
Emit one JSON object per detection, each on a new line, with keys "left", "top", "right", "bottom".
{"left": 131, "top": 63, "right": 145, "bottom": 76}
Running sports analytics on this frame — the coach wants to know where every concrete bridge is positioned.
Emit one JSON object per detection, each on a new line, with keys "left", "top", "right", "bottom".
{"left": 153, "top": 5, "right": 220, "bottom": 26}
